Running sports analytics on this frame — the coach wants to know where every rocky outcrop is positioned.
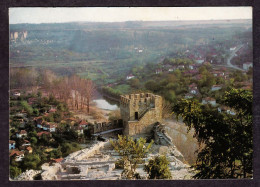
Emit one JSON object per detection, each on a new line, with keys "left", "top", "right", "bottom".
{"left": 15, "top": 170, "right": 41, "bottom": 181}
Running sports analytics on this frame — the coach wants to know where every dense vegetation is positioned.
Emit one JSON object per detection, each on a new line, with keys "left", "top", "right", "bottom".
{"left": 172, "top": 88, "right": 252, "bottom": 178}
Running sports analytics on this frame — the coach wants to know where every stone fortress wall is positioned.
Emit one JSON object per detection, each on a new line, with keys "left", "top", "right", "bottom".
{"left": 120, "top": 93, "right": 162, "bottom": 136}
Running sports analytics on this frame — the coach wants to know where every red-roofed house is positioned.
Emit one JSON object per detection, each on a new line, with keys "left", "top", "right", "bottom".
{"left": 26, "top": 146, "right": 33, "bottom": 154}
{"left": 126, "top": 74, "right": 135, "bottom": 80}
{"left": 37, "top": 131, "right": 52, "bottom": 138}
{"left": 79, "top": 120, "right": 88, "bottom": 128}
{"left": 9, "top": 150, "right": 24, "bottom": 161}
{"left": 16, "top": 130, "right": 27, "bottom": 138}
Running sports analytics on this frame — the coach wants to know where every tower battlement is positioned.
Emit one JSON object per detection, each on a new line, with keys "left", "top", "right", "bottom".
{"left": 120, "top": 93, "right": 163, "bottom": 136}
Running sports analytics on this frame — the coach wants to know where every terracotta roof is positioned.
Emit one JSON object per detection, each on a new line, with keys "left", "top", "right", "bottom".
{"left": 37, "top": 131, "right": 51, "bottom": 136}
{"left": 9, "top": 140, "right": 15, "bottom": 144}
{"left": 52, "top": 158, "right": 63, "bottom": 163}
{"left": 19, "top": 130, "right": 27, "bottom": 135}
{"left": 203, "top": 97, "right": 216, "bottom": 101}
{"left": 26, "top": 146, "right": 32, "bottom": 151}
{"left": 10, "top": 150, "right": 23, "bottom": 157}
{"left": 79, "top": 120, "right": 88, "bottom": 126}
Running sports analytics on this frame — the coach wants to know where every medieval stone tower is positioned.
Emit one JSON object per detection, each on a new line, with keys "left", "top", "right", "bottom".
{"left": 120, "top": 93, "right": 162, "bottom": 136}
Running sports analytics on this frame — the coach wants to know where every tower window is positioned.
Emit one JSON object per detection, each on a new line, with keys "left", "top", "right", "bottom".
{"left": 135, "top": 112, "right": 138, "bottom": 120}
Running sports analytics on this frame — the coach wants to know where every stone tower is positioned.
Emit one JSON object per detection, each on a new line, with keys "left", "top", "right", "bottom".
{"left": 120, "top": 93, "right": 162, "bottom": 136}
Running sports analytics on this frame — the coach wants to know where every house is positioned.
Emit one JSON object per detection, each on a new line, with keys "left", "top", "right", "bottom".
{"left": 212, "top": 71, "right": 225, "bottom": 77}
{"left": 211, "top": 85, "right": 222, "bottom": 91}
{"left": 189, "top": 83, "right": 198, "bottom": 89}
{"left": 34, "top": 117, "right": 44, "bottom": 128}
{"left": 21, "top": 140, "right": 31, "bottom": 147}
{"left": 218, "top": 106, "right": 236, "bottom": 115}
{"left": 79, "top": 120, "right": 88, "bottom": 128}
{"left": 190, "top": 88, "right": 199, "bottom": 95}
{"left": 28, "top": 97, "right": 37, "bottom": 105}
{"left": 126, "top": 74, "right": 135, "bottom": 80}
{"left": 74, "top": 126, "right": 84, "bottom": 135}
{"left": 184, "top": 93, "right": 194, "bottom": 99}
{"left": 168, "top": 67, "right": 175, "bottom": 72}
{"left": 9, "top": 140, "right": 16, "bottom": 150}
{"left": 13, "top": 92, "right": 21, "bottom": 97}
{"left": 193, "top": 74, "right": 203, "bottom": 80}
{"left": 202, "top": 97, "right": 217, "bottom": 106}
{"left": 48, "top": 107, "right": 57, "bottom": 113}
{"left": 37, "top": 131, "right": 52, "bottom": 138}
{"left": 195, "top": 58, "right": 205, "bottom": 64}
{"left": 230, "top": 46, "right": 236, "bottom": 51}
{"left": 26, "top": 146, "right": 33, "bottom": 154}
{"left": 50, "top": 158, "right": 64, "bottom": 164}
{"left": 177, "top": 65, "right": 185, "bottom": 69}
{"left": 243, "top": 62, "right": 253, "bottom": 71}
{"left": 16, "top": 130, "right": 27, "bottom": 138}
{"left": 155, "top": 69, "right": 162, "bottom": 74}
{"left": 189, "top": 64, "right": 195, "bottom": 70}
{"left": 138, "top": 49, "right": 143, "bottom": 53}
{"left": 42, "top": 123, "right": 57, "bottom": 132}
{"left": 9, "top": 150, "right": 24, "bottom": 162}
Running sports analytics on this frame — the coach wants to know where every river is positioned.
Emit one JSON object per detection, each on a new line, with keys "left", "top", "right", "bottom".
{"left": 93, "top": 92, "right": 119, "bottom": 111}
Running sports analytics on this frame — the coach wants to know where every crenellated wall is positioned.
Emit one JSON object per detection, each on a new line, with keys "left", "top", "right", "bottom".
{"left": 120, "top": 93, "right": 162, "bottom": 136}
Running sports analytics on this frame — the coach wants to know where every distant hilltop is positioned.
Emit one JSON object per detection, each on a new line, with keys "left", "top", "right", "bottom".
{"left": 9, "top": 19, "right": 251, "bottom": 31}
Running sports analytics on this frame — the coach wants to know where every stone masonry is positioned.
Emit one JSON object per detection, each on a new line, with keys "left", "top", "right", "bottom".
{"left": 120, "top": 93, "right": 162, "bottom": 136}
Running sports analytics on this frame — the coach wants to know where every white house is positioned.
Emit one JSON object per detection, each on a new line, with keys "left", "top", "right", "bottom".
{"left": 126, "top": 74, "right": 135, "bottom": 80}
{"left": 13, "top": 92, "right": 21, "bottom": 97}
{"left": 10, "top": 150, "right": 24, "bottom": 162}
{"left": 218, "top": 106, "right": 236, "bottom": 115}
{"left": 211, "top": 85, "right": 222, "bottom": 91}
{"left": 202, "top": 97, "right": 217, "bottom": 106}
{"left": 185, "top": 93, "right": 194, "bottom": 99}
{"left": 43, "top": 123, "right": 56, "bottom": 132}
{"left": 195, "top": 58, "right": 204, "bottom": 64}
{"left": 9, "top": 140, "right": 16, "bottom": 150}
{"left": 155, "top": 69, "right": 162, "bottom": 74}
{"left": 189, "top": 64, "right": 195, "bottom": 70}
{"left": 243, "top": 62, "right": 253, "bottom": 71}
{"left": 230, "top": 46, "right": 236, "bottom": 51}
{"left": 190, "top": 88, "right": 199, "bottom": 95}
{"left": 16, "top": 130, "right": 27, "bottom": 138}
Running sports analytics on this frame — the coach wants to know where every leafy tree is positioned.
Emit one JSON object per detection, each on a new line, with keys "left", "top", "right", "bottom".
{"left": 10, "top": 166, "right": 22, "bottom": 179}
{"left": 144, "top": 155, "right": 172, "bottom": 179}
{"left": 30, "top": 137, "right": 38, "bottom": 145}
{"left": 129, "top": 78, "right": 140, "bottom": 89}
{"left": 20, "top": 100, "right": 33, "bottom": 115}
{"left": 21, "top": 154, "right": 41, "bottom": 171}
{"left": 110, "top": 135, "right": 153, "bottom": 179}
{"left": 33, "top": 108, "right": 40, "bottom": 116}
{"left": 172, "top": 88, "right": 252, "bottom": 179}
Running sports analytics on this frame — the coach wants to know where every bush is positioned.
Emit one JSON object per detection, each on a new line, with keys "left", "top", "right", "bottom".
{"left": 144, "top": 155, "right": 172, "bottom": 179}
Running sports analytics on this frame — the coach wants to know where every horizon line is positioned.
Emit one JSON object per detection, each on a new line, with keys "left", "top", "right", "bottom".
{"left": 10, "top": 18, "right": 252, "bottom": 25}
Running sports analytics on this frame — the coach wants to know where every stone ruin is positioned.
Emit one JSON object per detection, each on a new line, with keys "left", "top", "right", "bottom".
{"left": 120, "top": 93, "right": 163, "bottom": 136}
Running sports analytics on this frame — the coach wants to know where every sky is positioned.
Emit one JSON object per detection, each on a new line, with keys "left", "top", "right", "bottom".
{"left": 9, "top": 7, "right": 252, "bottom": 24}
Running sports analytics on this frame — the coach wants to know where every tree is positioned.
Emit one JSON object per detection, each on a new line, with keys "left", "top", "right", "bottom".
{"left": 30, "top": 137, "right": 38, "bottom": 145}
{"left": 129, "top": 78, "right": 140, "bottom": 89}
{"left": 110, "top": 135, "right": 153, "bottom": 179}
{"left": 10, "top": 166, "right": 22, "bottom": 179}
{"left": 172, "top": 88, "right": 252, "bottom": 179}
{"left": 22, "top": 154, "right": 41, "bottom": 171}
{"left": 144, "top": 155, "right": 172, "bottom": 179}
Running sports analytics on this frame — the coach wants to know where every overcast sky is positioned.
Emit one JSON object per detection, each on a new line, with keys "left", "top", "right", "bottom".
{"left": 9, "top": 7, "right": 252, "bottom": 24}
